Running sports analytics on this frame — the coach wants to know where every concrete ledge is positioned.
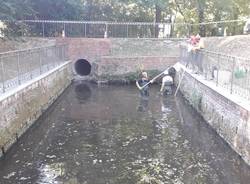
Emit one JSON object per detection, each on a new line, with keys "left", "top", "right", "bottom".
{"left": 0, "top": 61, "right": 73, "bottom": 157}
{"left": 175, "top": 63, "right": 250, "bottom": 165}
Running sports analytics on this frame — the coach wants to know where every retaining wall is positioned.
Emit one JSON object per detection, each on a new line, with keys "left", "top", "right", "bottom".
{"left": 97, "top": 56, "right": 178, "bottom": 82}
{"left": 175, "top": 63, "right": 250, "bottom": 165}
{"left": 56, "top": 38, "right": 181, "bottom": 81}
{"left": 0, "top": 62, "right": 73, "bottom": 157}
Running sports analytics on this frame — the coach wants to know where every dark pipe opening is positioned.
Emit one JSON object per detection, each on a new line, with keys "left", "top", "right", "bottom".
{"left": 75, "top": 59, "right": 91, "bottom": 76}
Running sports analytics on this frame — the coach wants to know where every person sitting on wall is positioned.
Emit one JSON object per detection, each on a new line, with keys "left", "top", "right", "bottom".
{"left": 192, "top": 34, "right": 205, "bottom": 51}
{"left": 191, "top": 34, "right": 205, "bottom": 74}
{"left": 136, "top": 71, "right": 152, "bottom": 96}
{"left": 187, "top": 35, "right": 198, "bottom": 52}
{"left": 185, "top": 35, "right": 198, "bottom": 70}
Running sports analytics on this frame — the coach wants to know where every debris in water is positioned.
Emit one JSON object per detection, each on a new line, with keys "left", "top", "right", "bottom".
{"left": 93, "top": 159, "right": 98, "bottom": 164}
{"left": 3, "top": 172, "right": 16, "bottom": 179}
{"left": 20, "top": 177, "right": 30, "bottom": 181}
{"left": 46, "top": 155, "right": 56, "bottom": 159}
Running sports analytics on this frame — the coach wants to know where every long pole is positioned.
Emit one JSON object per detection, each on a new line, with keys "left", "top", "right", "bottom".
{"left": 140, "top": 67, "right": 170, "bottom": 89}
{"left": 174, "top": 69, "right": 185, "bottom": 97}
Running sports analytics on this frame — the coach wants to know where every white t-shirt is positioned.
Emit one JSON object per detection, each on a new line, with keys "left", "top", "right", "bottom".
{"left": 162, "top": 76, "right": 173, "bottom": 84}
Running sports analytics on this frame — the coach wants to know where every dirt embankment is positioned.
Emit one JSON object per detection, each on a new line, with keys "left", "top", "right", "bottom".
{"left": 0, "top": 38, "right": 56, "bottom": 52}
{"left": 1, "top": 35, "right": 250, "bottom": 59}
{"left": 204, "top": 35, "right": 250, "bottom": 58}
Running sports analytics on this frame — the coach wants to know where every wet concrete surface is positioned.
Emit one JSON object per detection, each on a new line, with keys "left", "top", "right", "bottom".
{"left": 0, "top": 82, "right": 249, "bottom": 184}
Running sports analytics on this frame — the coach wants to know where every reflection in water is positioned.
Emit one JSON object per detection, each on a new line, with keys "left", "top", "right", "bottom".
{"left": 137, "top": 96, "right": 149, "bottom": 112}
{"left": 0, "top": 84, "right": 249, "bottom": 184}
{"left": 161, "top": 97, "right": 172, "bottom": 121}
{"left": 38, "top": 163, "right": 65, "bottom": 184}
{"left": 74, "top": 82, "right": 92, "bottom": 104}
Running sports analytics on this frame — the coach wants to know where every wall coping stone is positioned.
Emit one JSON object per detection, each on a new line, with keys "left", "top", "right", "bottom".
{"left": 176, "top": 63, "right": 250, "bottom": 112}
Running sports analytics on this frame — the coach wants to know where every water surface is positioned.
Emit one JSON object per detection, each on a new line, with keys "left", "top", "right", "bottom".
{"left": 0, "top": 82, "right": 249, "bottom": 184}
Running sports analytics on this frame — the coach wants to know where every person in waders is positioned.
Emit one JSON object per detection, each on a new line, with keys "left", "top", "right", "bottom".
{"left": 136, "top": 71, "right": 152, "bottom": 96}
{"left": 160, "top": 67, "right": 176, "bottom": 95}
{"left": 136, "top": 71, "right": 152, "bottom": 112}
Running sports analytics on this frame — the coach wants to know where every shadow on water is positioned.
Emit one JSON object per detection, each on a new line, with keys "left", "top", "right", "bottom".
{"left": 0, "top": 83, "right": 249, "bottom": 184}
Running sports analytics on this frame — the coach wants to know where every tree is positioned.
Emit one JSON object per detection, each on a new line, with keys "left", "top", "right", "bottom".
{"left": 0, "top": 0, "right": 34, "bottom": 20}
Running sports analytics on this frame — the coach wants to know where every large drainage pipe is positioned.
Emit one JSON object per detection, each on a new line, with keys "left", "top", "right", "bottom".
{"left": 74, "top": 59, "right": 92, "bottom": 76}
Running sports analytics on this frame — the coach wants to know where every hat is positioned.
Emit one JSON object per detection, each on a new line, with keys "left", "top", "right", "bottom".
{"left": 142, "top": 72, "right": 148, "bottom": 78}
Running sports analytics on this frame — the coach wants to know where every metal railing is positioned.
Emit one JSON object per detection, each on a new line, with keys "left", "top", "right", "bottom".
{"left": 1, "top": 19, "right": 248, "bottom": 38}
{"left": 0, "top": 44, "right": 68, "bottom": 93}
{"left": 180, "top": 45, "right": 250, "bottom": 101}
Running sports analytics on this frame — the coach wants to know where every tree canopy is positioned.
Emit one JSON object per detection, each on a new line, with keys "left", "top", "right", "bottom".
{"left": 0, "top": 0, "right": 249, "bottom": 36}
{"left": 1, "top": 0, "right": 249, "bottom": 22}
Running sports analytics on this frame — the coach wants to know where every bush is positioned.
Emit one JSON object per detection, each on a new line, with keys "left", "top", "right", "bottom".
{"left": 234, "top": 69, "right": 246, "bottom": 79}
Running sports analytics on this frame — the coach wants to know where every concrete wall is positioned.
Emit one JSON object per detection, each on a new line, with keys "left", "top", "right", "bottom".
{"left": 0, "top": 62, "right": 73, "bottom": 157}
{"left": 175, "top": 63, "right": 250, "bottom": 165}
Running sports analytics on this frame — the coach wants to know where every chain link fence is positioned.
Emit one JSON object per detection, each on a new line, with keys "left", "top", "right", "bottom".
{"left": 0, "top": 19, "right": 248, "bottom": 38}
{"left": 180, "top": 45, "right": 250, "bottom": 101}
{"left": 0, "top": 44, "right": 68, "bottom": 94}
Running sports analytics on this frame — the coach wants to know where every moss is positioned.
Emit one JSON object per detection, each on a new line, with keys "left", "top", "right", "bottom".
{"left": 190, "top": 91, "right": 203, "bottom": 112}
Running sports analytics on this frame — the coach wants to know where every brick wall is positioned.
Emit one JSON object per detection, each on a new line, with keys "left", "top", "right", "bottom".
{"left": 98, "top": 56, "right": 177, "bottom": 78}
{"left": 55, "top": 38, "right": 180, "bottom": 81}
{"left": 175, "top": 64, "right": 250, "bottom": 165}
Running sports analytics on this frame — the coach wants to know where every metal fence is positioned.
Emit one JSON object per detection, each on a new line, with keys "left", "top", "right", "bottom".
{"left": 180, "top": 45, "right": 250, "bottom": 101}
{"left": 0, "top": 44, "right": 68, "bottom": 93}
{"left": 1, "top": 19, "right": 248, "bottom": 38}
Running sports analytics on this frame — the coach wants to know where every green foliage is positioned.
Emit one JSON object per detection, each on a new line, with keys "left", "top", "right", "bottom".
{"left": 0, "top": 0, "right": 249, "bottom": 37}
{"left": 0, "top": 0, "right": 35, "bottom": 20}
{"left": 234, "top": 69, "right": 246, "bottom": 79}
{"left": 191, "top": 91, "right": 202, "bottom": 111}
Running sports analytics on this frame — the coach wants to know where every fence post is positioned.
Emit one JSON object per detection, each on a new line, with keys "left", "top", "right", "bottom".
{"left": 84, "top": 23, "right": 86, "bottom": 37}
{"left": 203, "top": 51, "right": 208, "bottom": 80}
{"left": 55, "top": 46, "right": 57, "bottom": 67}
{"left": 17, "top": 52, "right": 21, "bottom": 85}
{"left": 63, "top": 45, "right": 67, "bottom": 62}
{"left": 30, "top": 50, "right": 33, "bottom": 79}
{"left": 63, "top": 45, "right": 66, "bottom": 61}
{"left": 216, "top": 53, "right": 220, "bottom": 86}
{"left": 104, "top": 23, "right": 108, "bottom": 38}
{"left": 42, "top": 22, "right": 45, "bottom": 37}
{"left": 1, "top": 57, "right": 5, "bottom": 93}
{"left": 126, "top": 24, "right": 129, "bottom": 38}
{"left": 39, "top": 48, "right": 42, "bottom": 74}
{"left": 63, "top": 23, "right": 66, "bottom": 37}
{"left": 46, "top": 48, "right": 49, "bottom": 71}
{"left": 230, "top": 57, "right": 236, "bottom": 94}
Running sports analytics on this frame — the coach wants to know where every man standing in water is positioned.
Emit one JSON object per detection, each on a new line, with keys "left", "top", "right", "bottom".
{"left": 136, "top": 71, "right": 151, "bottom": 96}
{"left": 136, "top": 71, "right": 152, "bottom": 112}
